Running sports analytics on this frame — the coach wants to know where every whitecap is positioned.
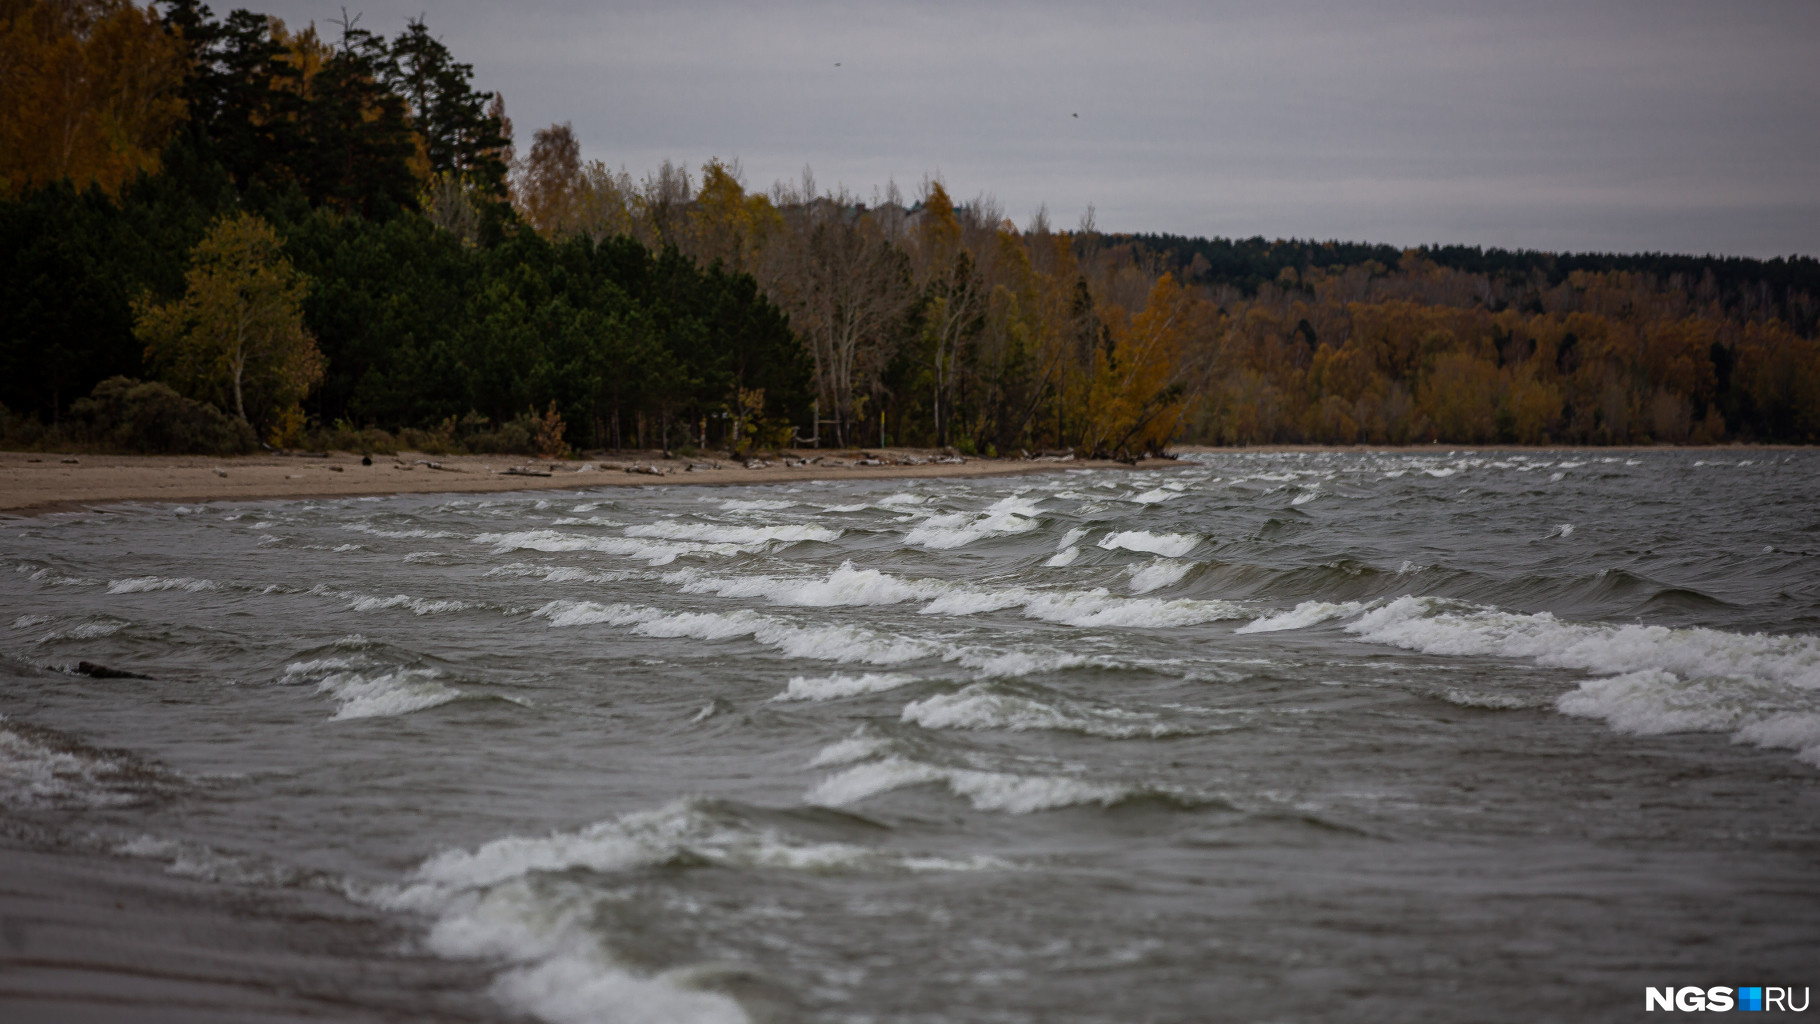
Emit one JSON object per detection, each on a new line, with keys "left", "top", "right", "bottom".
{"left": 901, "top": 685, "right": 1194, "bottom": 738}
{"left": 374, "top": 798, "right": 998, "bottom": 1024}
{"left": 0, "top": 717, "right": 150, "bottom": 809}
{"left": 534, "top": 601, "right": 936, "bottom": 665}
{"left": 346, "top": 593, "right": 470, "bottom": 616}
{"left": 668, "top": 562, "right": 937, "bottom": 607}
{"left": 622, "top": 521, "right": 839, "bottom": 547}
{"left": 903, "top": 496, "right": 1042, "bottom": 549}
{"left": 107, "top": 576, "right": 219, "bottom": 594}
{"left": 1348, "top": 595, "right": 1820, "bottom": 766}
{"left": 772, "top": 672, "right": 919, "bottom": 702}
{"left": 1236, "top": 600, "right": 1369, "bottom": 634}
{"left": 1128, "top": 488, "right": 1177, "bottom": 504}
{"left": 1126, "top": 558, "right": 1193, "bottom": 594}
{"left": 314, "top": 667, "right": 462, "bottom": 720}
{"left": 805, "top": 755, "right": 1135, "bottom": 814}
{"left": 1045, "top": 547, "right": 1081, "bottom": 567}
{"left": 1097, "top": 530, "right": 1199, "bottom": 558}
{"left": 809, "top": 733, "right": 895, "bottom": 766}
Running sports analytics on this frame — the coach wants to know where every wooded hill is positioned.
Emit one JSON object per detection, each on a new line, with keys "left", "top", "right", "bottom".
{"left": 3, "top": 0, "right": 1816, "bottom": 455}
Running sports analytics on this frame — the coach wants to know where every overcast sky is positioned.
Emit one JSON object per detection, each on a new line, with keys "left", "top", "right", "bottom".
{"left": 257, "top": 0, "right": 1819, "bottom": 257}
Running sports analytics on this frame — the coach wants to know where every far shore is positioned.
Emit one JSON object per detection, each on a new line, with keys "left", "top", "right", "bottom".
{"left": 0, "top": 442, "right": 1800, "bottom": 515}
{"left": 0, "top": 448, "right": 1176, "bottom": 515}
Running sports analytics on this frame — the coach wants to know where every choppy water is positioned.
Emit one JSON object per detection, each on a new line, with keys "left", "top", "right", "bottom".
{"left": 4, "top": 450, "right": 1819, "bottom": 1022}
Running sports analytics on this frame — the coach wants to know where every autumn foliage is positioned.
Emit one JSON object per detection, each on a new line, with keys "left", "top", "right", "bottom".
{"left": 1, "top": 1, "right": 1814, "bottom": 454}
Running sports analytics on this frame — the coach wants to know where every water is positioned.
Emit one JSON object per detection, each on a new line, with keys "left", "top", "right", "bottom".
{"left": 4, "top": 450, "right": 1818, "bottom": 1022}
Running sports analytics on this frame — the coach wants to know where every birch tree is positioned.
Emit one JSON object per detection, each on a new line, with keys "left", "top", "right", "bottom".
{"left": 135, "top": 212, "right": 323, "bottom": 432}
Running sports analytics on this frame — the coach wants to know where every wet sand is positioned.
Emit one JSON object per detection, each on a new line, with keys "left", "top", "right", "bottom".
{"left": 0, "top": 449, "right": 1168, "bottom": 515}
{"left": 0, "top": 839, "right": 507, "bottom": 1024}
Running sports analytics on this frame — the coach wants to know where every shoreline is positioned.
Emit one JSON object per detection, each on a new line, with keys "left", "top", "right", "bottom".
{"left": 0, "top": 443, "right": 1800, "bottom": 516}
{"left": 0, "top": 449, "right": 1178, "bottom": 516}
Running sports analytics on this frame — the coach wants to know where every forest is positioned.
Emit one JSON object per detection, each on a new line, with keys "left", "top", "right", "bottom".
{"left": 4, "top": 0, "right": 1818, "bottom": 456}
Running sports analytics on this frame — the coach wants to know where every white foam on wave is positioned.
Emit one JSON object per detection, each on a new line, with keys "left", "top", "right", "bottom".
{"left": 1236, "top": 600, "right": 1370, "bottom": 634}
{"left": 1126, "top": 558, "right": 1194, "bottom": 594}
{"left": 1347, "top": 595, "right": 1820, "bottom": 765}
{"left": 36, "top": 617, "right": 126, "bottom": 642}
{"left": 376, "top": 798, "right": 998, "bottom": 1024}
{"left": 669, "top": 562, "right": 1244, "bottom": 629}
{"left": 475, "top": 529, "right": 739, "bottom": 566}
{"left": 668, "top": 562, "right": 936, "bottom": 607}
{"left": 1097, "top": 530, "right": 1199, "bottom": 558}
{"left": 485, "top": 562, "right": 650, "bottom": 585}
{"left": 901, "top": 685, "right": 1194, "bottom": 738}
{"left": 809, "top": 732, "right": 895, "bottom": 766}
{"left": 951, "top": 648, "right": 1093, "bottom": 677}
{"left": 107, "top": 576, "right": 219, "bottom": 594}
{"left": 344, "top": 523, "right": 453, "bottom": 539}
{"left": 1045, "top": 547, "right": 1080, "bottom": 567}
{"left": 1128, "top": 487, "right": 1177, "bottom": 504}
{"left": 623, "top": 520, "right": 840, "bottom": 547}
{"left": 346, "top": 593, "right": 471, "bottom": 616}
{"left": 0, "top": 715, "right": 146, "bottom": 809}
{"left": 717, "top": 498, "right": 796, "bottom": 511}
{"left": 903, "top": 495, "right": 1044, "bottom": 549}
{"left": 772, "top": 672, "right": 919, "bottom": 702}
{"left": 534, "top": 601, "right": 935, "bottom": 665}
{"left": 292, "top": 661, "right": 462, "bottom": 720}
{"left": 806, "top": 755, "right": 1136, "bottom": 814}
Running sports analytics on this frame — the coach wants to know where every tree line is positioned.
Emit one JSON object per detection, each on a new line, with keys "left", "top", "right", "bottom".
{"left": 3, "top": 0, "right": 1816, "bottom": 455}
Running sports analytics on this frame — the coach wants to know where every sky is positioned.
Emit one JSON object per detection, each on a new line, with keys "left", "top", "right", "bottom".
{"left": 256, "top": 0, "right": 1820, "bottom": 257}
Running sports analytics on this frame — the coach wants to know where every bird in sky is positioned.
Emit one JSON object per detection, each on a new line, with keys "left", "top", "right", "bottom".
{"left": 1072, "top": 112, "right": 1079, "bottom": 118}
{"left": 835, "top": 62, "right": 842, "bottom": 67}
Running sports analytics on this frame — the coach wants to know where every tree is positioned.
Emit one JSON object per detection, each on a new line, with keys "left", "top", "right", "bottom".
{"left": 387, "top": 17, "right": 509, "bottom": 195}
{"left": 135, "top": 210, "right": 322, "bottom": 431}
{"left": 517, "top": 121, "right": 583, "bottom": 236}
{"left": 0, "top": 0, "right": 189, "bottom": 199}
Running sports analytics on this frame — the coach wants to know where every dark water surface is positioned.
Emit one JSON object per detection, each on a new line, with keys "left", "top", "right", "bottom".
{"left": 4, "top": 450, "right": 1818, "bottom": 1022}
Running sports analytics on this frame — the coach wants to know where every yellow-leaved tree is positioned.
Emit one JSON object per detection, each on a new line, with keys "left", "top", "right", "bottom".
{"left": 0, "top": 0, "right": 189, "bottom": 198}
{"left": 135, "top": 212, "right": 324, "bottom": 438}
{"left": 1078, "top": 274, "right": 1210, "bottom": 459}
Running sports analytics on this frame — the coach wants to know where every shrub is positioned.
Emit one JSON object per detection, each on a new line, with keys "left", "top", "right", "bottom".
{"left": 66, "top": 377, "right": 257, "bottom": 454}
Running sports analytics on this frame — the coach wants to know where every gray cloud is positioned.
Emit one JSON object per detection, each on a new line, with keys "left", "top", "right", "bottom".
{"left": 259, "top": 0, "right": 1819, "bottom": 255}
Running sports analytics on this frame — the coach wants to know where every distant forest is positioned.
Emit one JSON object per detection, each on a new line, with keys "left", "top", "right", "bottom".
{"left": 3, "top": 0, "right": 1817, "bottom": 456}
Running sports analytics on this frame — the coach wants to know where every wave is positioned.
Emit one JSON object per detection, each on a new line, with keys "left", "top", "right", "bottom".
{"left": 1126, "top": 558, "right": 1194, "bottom": 594}
{"left": 376, "top": 797, "right": 999, "bottom": 1024}
{"left": 34, "top": 615, "right": 129, "bottom": 643}
{"left": 804, "top": 755, "right": 1146, "bottom": 814}
{"left": 1096, "top": 530, "right": 1200, "bottom": 558}
{"left": 1346, "top": 596, "right": 1820, "bottom": 765}
{"left": 475, "top": 528, "right": 743, "bottom": 566}
{"left": 484, "top": 562, "right": 652, "bottom": 585}
{"left": 285, "top": 659, "right": 463, "bottom": 720}
{"left": 534, "top": 601, "right": 937, "bottom": 666}
{"left": 343, "top": 523, "right": 454, "bottom": 539}
{"left": 900, "top": 684, "right": 1200, "bottom": 738}
{"left": 669, "top": 563, "right": 1247, "bottom": 630}
{"left": 345, "top": 593, "right": 473, "bottom": 616}
{"left": 1236, "top": 600, "right": 1371, "bottom": 634}
{"left": 107, "top": 576, "right": 219, "bottom": 594}
{"left": 902, "top": 495, "right": 1044, "bottom": 549}
{"left": 772, "top": 672, "right": 920, "bottom": 702}
{"left": 669, "top": 563, "right": 937, "bottom": 607}
{"left": 0, "top": 715, "right": 168, "bottom": 809}
{"left": 622, "top": 520, "right": 841, "bottom": 547}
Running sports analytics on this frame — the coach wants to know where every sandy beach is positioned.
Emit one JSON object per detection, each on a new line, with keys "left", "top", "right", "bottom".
{"left": 0, "top": 449, "right": 1176, "bottom": 514}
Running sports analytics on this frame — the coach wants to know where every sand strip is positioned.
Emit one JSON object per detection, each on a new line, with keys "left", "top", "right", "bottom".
{"left": 0, "top": 449, "right": 1178, "bottom": 515}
